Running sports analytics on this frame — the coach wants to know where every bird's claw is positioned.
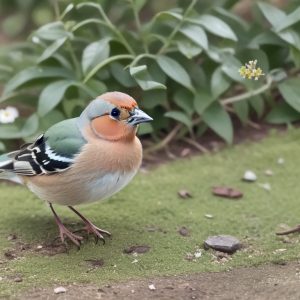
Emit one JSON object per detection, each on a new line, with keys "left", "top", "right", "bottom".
{"left": 77, "top": 224, "right": 111, "bottom": 245}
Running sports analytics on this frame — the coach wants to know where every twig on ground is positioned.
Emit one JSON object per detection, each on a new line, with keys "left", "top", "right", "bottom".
{"left": 276, "top": 225, "right": 300, "bottom": 236}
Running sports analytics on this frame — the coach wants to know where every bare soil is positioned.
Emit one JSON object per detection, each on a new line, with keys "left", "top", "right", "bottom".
{"left": 23, "top": 261, "right": 300, "bottom": 300}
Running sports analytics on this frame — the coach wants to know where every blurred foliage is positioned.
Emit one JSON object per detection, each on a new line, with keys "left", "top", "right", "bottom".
{"left": 0, "top": 0, "right": 300, "bottom": 152}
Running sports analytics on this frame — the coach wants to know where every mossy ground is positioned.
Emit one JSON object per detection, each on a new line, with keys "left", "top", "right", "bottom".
{"left": 1, "top": 130, "right": 300, "bottom": 297}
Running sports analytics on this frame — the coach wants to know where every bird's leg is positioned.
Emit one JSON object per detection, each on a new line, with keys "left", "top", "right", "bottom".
{"left": 49, "top": 203, "right": 83, "bottom": 248}
{"left": 68, "top": 206, "right": 111, "bottom": 244}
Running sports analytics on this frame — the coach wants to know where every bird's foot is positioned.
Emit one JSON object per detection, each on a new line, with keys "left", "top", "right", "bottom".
{"left": 57, "top": 222, "right": 83, "bottom": 248}
{"left": 68, "top": 206, "right": 111, "bottom": 244}
{"left": 76, "top": 223, "right": 111, "bottom": 244}
{"left": 276, "top": 224, "right": 300, "bottom": 235}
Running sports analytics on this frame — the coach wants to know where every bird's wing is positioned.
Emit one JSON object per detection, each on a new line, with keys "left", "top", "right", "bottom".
{"left": 4, "top": 118, "right": 86, "bottom": 176}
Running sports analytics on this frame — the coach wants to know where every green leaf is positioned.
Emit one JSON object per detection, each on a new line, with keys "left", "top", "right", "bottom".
{"left": 38, "top": 37, "right": 67, "bottom": 63}
{"left": 221, "top": 56, "right": 243, "bottom": 83}
{"left": 39, "top": 110, "right": 65, "bottom": 131}
{"left": 133, "top": 0, "right": 147, "bottom": 12}
{"left": 155, "top": 10, "right": 183, "bottom": 22}
{"left": 164, "top": 111, "right": 192, "bottom": 128}
{"left": 142, "top": 90, "right": 167, "bottom": 109}
{"left": 130, "top": 65, "right": 166, "bottom": 91}
{"left": 213, "top": 7, "right": 249, "bottom": 30}
{"left": 188, "top": 14, "right": 237, "bottom": 41}
{"left": 194, "top": 90, "right": 214, "bottom": 114}
{"left": 82, "top": 38, "right": 110, "bottom": 75}
{"left": 0, "top": 141, "right": 5, "bottom": 152}
{"left": 211, "top": 67, "right": 231, "bottom": 99}
{"left": 110, "top": 62, "right": 136, "bottom": 87}
{"left": 202, "top": 103, "right": 233, "bottom": 143}
{"left": 174, "top": 89, "right": 195, "bottom": 116}
{"left": 275, "top": 7, "right": 300, "bottom": 32}
{"left": 233, "top": 101, "right": 249, "bottom": 124}
{"left": 157, "top": 55, "right": 193, "bottom": 90}
{"left": 249, "top": 32, "right": 286, "bottom": 47}
{"left": 278, "top": 78, "right": 300, "bottom": 112}
{"left": 38, "top": 80, "right": 75, "bottom": 116}
{"left": 265, "top": 102, "right": 300, "bottom": 124}
{"left": 249, "top": 96, "right": 264, "bottom": 118}
{"left": 84, "top": 79, "right": 107, "bottom": 96}
{"left": 34, "top": 21, "right": 73, "bottom": 41}
{"left": 179, "top": 25, "right": 208, "bottom": 50}
{"left": 0, "top": 114, "right": 39, "bottom": 139}
{"left": 277, "top": 29, "right": 300, "bottom": 51}
{"left": 177, "top": 40, "right": 202, "bottom": 59}
{"left": 138, "top": 123, "right": 153, "bottom": 136}
{"left": 257, "top": 2, "right": 286, "bottom": 28}
{"left": 3, "top": 67, "right": 74, "bottom": 95}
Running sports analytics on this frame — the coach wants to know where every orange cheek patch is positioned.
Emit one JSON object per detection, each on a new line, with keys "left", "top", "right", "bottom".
{"left": 91, "top": 116, "right": 123, "bottom": 139}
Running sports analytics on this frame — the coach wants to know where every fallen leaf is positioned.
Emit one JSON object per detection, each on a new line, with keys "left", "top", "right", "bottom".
{"left": 212, "top": 187, "right": 243, "bottom": 199}
{"left": 123, "top": 245, "right": 150, "bottom": 254}
{"left": 85, "top": 259, "right": 104, "bottom": 268}
{"left": 178, "top": 189, "right": 192, "bottom": 199}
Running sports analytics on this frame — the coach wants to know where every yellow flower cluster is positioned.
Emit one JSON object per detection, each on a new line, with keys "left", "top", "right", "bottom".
{"left": 239, "top": 60, "right": 264, "bottom": 80}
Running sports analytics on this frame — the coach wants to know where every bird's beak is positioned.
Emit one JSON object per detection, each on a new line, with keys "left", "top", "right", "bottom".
{"left": 128, "top": 108, "right": 153, "bottom": 126}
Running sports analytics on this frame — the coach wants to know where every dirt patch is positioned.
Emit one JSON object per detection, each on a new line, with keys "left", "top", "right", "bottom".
{"left": 142, "top": 122, "right": 288, "bottom": 167}
{"left": 22, "top": 261, "right": 300, "bottom": 300}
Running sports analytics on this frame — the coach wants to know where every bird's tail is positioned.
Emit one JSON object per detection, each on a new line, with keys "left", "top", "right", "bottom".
{"left": 0, "top": 153, "right": 22, "bottom": 184}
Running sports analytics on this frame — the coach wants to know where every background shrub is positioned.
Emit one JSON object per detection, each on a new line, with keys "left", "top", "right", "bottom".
{"left": 0, "top": 0, "right": 300, "bottom": 152}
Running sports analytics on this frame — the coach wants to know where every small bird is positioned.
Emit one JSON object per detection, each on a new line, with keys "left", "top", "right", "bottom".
{"left": 0, "top": 92, "right": 152, "bottom": 247}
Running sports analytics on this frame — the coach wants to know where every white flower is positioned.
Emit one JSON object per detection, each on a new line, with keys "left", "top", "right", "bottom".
{"left": 32, "top": 36, "right": 40, "bottom": 44}
{"left": 0, "top": 106, "right": 19, "bottom": 124}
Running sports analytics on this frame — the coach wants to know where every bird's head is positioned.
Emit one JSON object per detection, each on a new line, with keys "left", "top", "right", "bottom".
{"left": 78, "top": 92, "right": 153, "bottom": 141}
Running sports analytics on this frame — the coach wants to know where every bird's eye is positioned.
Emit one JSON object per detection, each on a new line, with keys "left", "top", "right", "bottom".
{"left": 110, "top": 108, "right": 120, "bottom": 118}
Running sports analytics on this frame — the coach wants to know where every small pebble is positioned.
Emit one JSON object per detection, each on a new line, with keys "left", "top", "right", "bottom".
{"left": 7, "top": 234, "right": 17, "bottom": 241}
{"left": 264, "top": 170, "right": 273, "bottom": 176}
{"left": 54, "top": 287, "right": 67, "bottom": 294}
{"left": 14, "top": 277, "right": 22, "bottom": 283}
{"left": 204, "top": 235, "right": 241, "bottom": 253}
{"left": 148, "top": 284, "right": 156, "bottom": 291}
{"left": 205, "top": 214, "right": 213, "bottom": 219}
{"left": 194, "top": 250, "right": 202, "bottom": 258}
{"left": 277, "top": 158, "right": 285, "bottom": 165}
{"left": 37, "top": 245, "right": 43, "bottom": 250}
{"left": 258, "top": 183, "right": 271, "bottom": 191}
{"left": 243, "top": 170, "right": 257, "bottom": 182}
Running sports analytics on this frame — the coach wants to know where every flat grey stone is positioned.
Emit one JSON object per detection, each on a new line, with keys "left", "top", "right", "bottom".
{"left": 204, "top": 235, "right": 241, "bottom": 253}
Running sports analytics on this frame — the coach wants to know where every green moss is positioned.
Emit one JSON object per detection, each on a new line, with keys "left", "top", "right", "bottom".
{"left": 1, "top": 130, "right": 300, "bottom": 296}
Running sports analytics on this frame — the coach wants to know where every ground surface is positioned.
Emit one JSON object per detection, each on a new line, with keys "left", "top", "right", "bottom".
{"left": 24, "top": 261, "right": 300, "bottom": 300}
{"left": 1, "top": 129, "right": 300, "bottom": 298}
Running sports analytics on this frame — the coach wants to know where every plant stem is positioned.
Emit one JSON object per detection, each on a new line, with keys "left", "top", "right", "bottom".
{"left": 157, "top": 0, "right": 197, "bottom": 55}
{"left": 129, "top": 53, "right": 157, "bottom": 68}
{"left": 144, "top": 124, "right": 182, "bottom": 154}
{"left": 66, "top": 41, "right": 82, "bottom": 80}
{"left": 83, "top": 54, "right": 134, "bottom": 83}
{"left": 97, "top": 4, "right": 136, "bottom": 55}
{"left": 130, "top": 0, "right": 149, "bottom": 53}
{"left": 52, "top": 0, "right": 60, "bottom": 20}
{"left": 221, "top": 75, "right": 273, "bottom": 105}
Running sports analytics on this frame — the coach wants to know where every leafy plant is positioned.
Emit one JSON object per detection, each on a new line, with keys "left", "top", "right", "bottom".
{"left": 0, "top": 0, "right": 300, "bottom": 153}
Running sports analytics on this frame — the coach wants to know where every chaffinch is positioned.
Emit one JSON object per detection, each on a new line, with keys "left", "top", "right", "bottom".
{"left": 0, "top": 92, "right": 152, "bottom": 247}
